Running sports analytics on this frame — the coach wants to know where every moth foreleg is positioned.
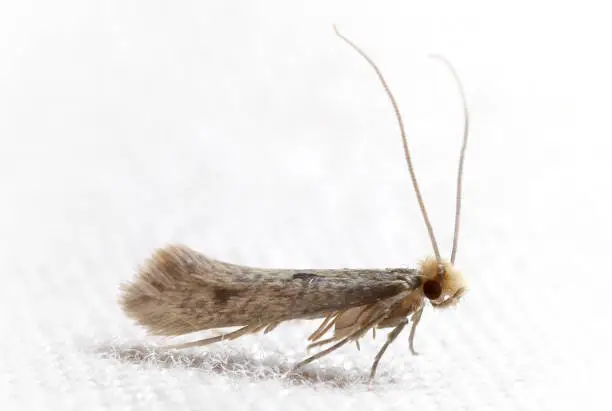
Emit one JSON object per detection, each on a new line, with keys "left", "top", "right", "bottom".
{"left": 408, "top": 307, "right": 424, "bottom": 355}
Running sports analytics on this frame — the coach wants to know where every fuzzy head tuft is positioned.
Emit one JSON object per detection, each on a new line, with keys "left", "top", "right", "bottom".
{"left": 419, "top": 257, "right": 467, "bottom": 308}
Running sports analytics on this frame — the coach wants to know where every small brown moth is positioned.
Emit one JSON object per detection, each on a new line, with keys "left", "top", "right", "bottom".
{"left": 119, "top": 26, "right": 470, "bottom": 384}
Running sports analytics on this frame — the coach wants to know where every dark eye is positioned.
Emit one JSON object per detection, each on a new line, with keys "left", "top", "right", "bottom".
{"left": 423, "top": 280, "right": 442, "bottom": 300}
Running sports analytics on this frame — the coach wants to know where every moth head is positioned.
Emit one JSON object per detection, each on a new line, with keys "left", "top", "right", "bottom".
{"left": 419, "top": 257, "right": 466, "bottom": 309}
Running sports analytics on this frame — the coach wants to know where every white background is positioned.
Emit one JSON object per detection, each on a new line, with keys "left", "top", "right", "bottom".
{"left": 1, "top": 1, "right": 610, "bottom": 410}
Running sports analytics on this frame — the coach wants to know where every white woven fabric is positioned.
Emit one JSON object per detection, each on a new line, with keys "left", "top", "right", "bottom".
{"left": 2, "top": 1, "right": 610, "bottom": 410}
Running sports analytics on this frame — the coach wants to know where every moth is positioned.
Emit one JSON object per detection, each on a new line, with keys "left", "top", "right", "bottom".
{"left": 119, "top": 26, "right": 470, "bottom": 384}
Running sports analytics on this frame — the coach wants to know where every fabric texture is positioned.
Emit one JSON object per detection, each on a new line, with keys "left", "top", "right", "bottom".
{"left": 1, "top": 1, "right": 610, "bottom": 410}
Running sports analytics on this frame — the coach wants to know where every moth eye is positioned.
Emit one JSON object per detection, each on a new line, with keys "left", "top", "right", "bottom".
{"left": 423, "top": 280, "right": 442, "bottom": 300}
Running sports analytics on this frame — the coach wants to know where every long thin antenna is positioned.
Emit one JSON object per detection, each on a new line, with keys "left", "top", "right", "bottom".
{"left": 333, "top": 25, "right": 441, "bottom": 262}
{"left": 429, "top": 55, "right": 469, "bottom": 264}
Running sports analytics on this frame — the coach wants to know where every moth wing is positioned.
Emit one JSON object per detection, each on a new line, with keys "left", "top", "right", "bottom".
{"left": 119, "top": 244, "right": 421, "bottom": 339}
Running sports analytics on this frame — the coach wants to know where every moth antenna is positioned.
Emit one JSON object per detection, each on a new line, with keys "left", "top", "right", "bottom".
{"left": 333, "top": 25, "right": 441, "bottom": 262}
{"left": 429, "top": 55, "right": 469, "bottom": 264}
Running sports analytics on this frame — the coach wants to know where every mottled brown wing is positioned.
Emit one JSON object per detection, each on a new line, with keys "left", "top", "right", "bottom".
{"left": 119, "top": 244, "right": 420, "bottom": 336}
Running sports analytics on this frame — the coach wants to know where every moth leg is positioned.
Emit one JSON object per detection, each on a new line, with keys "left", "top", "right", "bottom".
{"left": 293, "top": 337, "right": 351, "bottom": 370}
{"left": 293, "top": 299, "right": 408, "bottom": 375}
{"left": 264, "top": 322, "right": 281, "bottom": 334}
{"left": 307, "top": 336, "right": 338, "bottom": 350}
{"left": 308, "top": 312, "right": 338, "bottom": 341}
{"left": 300, "top": 309, "right": 389, "bottom": 362}
{"left": 165, "top": 324, "right": 258, "bottom": 350}
{"left": 369, "top": 318, "right": 409, "bottom": 385}
{"left": 408, "top": 307, "right": 424, "bottom": 355}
